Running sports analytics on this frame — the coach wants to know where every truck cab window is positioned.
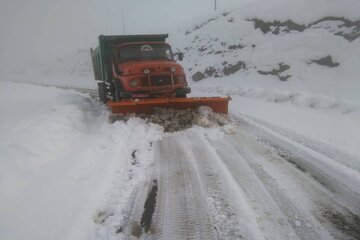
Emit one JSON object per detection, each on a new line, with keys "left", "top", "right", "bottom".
{"left": 117, "top": 43, "right": 174, "bottom": 63}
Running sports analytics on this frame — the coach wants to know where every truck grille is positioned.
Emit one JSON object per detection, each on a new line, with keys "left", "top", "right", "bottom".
{"left": 141, "top": 75, "right": 174, "bottom": 87}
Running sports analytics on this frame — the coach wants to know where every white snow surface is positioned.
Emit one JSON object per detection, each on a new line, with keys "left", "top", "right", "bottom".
{"left": 1, "top": 0, "right": 360, "bottom": 239}
{"left": 172, "top": 9, "right": 360, "bottom": 101}
{"left": 1, "top": 79, "right": 359, "bottom": 239}
{"left": 0, "top": 81, "right": 163, "bottom": 240}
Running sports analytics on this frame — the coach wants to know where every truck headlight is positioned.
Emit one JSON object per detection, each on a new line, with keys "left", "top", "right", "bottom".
{"left": 170, "top": 67, "right": 176, "bottom": 72}
{"left": 177, "top": 76, "right": 186, "bottom": 85}
{"left": 130, "top": 79, "right": 139, "bottom": 87}
{"left": 143, "top": 68, "right": 150, "bottom": 74}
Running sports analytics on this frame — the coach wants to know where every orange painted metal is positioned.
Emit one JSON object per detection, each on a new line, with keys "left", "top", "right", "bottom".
{"left": 107, "top": 97, "right": 231, "bottom": 114}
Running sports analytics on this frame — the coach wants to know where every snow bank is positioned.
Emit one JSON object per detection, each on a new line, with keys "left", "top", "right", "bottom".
{"left": 0, "top": 81, "right": 163, "bottom": 240}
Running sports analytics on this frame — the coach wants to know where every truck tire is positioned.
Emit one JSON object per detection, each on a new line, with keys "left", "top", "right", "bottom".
{"left": 176, "top": 93, "right": 187, "bottom": 98}
{"left": 98, "top": 82, "right": 107, "bottom": 103}
{"left": 113, "top": 80, "right": 123, "bottom": 102}
{"left": 175, "top": 87, "right": 190, "bottom": 98}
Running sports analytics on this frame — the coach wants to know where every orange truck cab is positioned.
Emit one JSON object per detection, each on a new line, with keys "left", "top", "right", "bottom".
{"left": 91, "top": 34, "right": 190, "bottom": 103}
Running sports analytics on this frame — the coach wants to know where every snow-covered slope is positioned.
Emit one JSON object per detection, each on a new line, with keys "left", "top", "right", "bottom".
{"left": 171, "top": 6, "right": 360, "bottom": 102}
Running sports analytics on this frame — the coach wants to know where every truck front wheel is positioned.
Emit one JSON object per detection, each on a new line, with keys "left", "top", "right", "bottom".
{"left": 175, "top": 87, "right": 191, "bottom": 98}
{"left": 98, "top": 82, "right": 107, "bottom": 103}
{"left": 112, "top": 80, "right": 124, "bottom": 102}
{"left": 176, "top": 93, "right": 187, "bottom": 98}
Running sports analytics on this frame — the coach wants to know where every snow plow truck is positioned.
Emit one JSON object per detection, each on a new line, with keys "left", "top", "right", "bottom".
{"left": 91, "top": 34, "right": 230, "bottom": 114}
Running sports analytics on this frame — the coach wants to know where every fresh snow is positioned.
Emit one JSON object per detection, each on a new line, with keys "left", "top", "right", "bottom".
{"left": 1, "top": 0, "right": 360, "bottom": 239}
{"left": 172, "top": 9, "right": 360, "bottom": 101}
{"left": 1, "top": 79, "right": 359, "bottom": 239}
{"left": 0, "top": 81, "right": 163, "bottom": 240}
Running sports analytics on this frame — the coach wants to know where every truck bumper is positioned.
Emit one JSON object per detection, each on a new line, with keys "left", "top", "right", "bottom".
{"left": 119, "top": 87, "right": 191, "bottom": 99}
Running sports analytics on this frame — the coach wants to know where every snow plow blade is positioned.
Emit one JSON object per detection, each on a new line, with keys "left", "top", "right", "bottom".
{"left": 107, "top": 97, "right": 231, "bottom": 114}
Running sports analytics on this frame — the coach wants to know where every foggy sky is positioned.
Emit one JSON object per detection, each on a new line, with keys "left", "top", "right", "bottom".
{"left": 0, "top": 0, "right": 240, "bottom": 72}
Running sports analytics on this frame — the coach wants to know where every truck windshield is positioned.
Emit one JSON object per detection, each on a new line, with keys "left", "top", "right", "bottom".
{"left": 117, "top": 43, "right": 174, "bottom": 63}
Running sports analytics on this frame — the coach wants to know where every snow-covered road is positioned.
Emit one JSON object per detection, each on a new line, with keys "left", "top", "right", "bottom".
{"left": 128, "top": 123, "right": 359, "bottom": 239}
{"left": 1, "top": 81, "right": 359, "bottom": 239}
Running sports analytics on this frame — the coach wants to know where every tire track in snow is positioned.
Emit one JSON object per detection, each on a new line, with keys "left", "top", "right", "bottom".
{"left": 234, "top": 115, "right": 360, "bottom": 215}
{"left": 226, "top": 126, "right": 360, "bottom": 239}
{"left": 185, "top": 130, "right": 294, "bottom": 240}
{"left": 149, "top": 126, "right": 359, "bottom": 239}
{"left": 152, "top": 136, "right": 216, "bottom": 240}
{"left": 220, "top": 133, "right": 333, "bottom": 239}
{"left": 88, "top": 109, "right": 359, "bottom": 239}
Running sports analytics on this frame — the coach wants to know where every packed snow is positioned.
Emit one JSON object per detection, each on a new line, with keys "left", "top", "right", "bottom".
{"left": 1, "top": 0, "right": 360, "bottom": 239}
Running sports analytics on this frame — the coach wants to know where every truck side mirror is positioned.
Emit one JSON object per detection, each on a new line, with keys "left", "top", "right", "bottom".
{"left": 178, "top": 52, "right": 184, "bottom": 61}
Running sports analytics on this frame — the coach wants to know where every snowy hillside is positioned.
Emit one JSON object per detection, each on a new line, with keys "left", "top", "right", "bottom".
{"left": 171, "top": 6, "right": 360, "bottom": 102}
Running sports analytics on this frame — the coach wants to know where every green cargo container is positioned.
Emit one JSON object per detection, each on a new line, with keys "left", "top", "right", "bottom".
{"left": 90, "top": 34, "right": 169, "bottom": 81}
